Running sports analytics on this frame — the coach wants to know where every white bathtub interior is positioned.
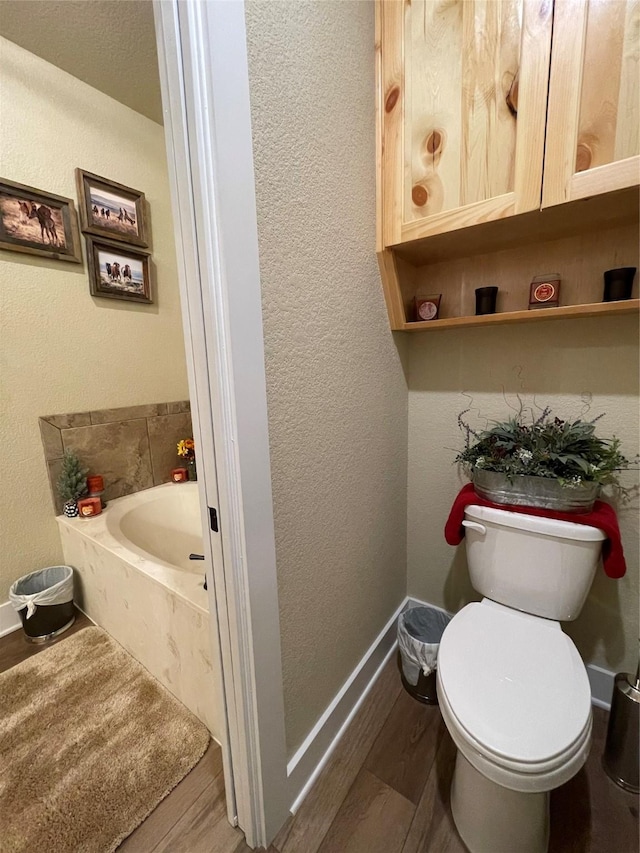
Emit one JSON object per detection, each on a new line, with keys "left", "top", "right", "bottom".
{"left": 57, "top": 482, "right": 221, "bottom": 739}
{"left": 112, "top": 485, "right": 203, "bottom": 572}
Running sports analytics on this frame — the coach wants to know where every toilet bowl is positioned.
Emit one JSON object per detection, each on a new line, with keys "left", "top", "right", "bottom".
{"left": 437, "top": 506, "right": 604, "bottom": 853}
{"left": 437, "top": 600, "right": 592, "bottom": 853}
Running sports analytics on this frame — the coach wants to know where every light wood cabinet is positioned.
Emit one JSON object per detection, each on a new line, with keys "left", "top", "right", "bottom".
{"left": 377, "top": 0, "right": 553, "bottom": 249}
{"left": 376, "top": 0, "right": 640, "bottom": 331}
{"left": 543, "top": 0, "right": 640, "bottom": 206}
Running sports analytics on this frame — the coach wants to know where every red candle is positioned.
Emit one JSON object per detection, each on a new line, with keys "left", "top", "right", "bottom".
{"left": 77, "top": 497, "right": 102, "bottom": 517}
{"left": 87, "top": 475, "right": 104, "bottom": 494}
{"left": 171, "top": 468, "right": 189, "bottom": 483}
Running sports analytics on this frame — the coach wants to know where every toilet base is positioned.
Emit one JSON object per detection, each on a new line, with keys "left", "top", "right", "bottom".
{"left": 450, "top": 751, "right": 550, "bottom": 853}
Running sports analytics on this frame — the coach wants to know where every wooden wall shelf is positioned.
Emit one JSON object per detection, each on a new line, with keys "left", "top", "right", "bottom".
{"left": 401, "top": 299, "right": 640, "bottom": 332}
{"left": 379, "top": 217, "right": 639, "bottom": 332}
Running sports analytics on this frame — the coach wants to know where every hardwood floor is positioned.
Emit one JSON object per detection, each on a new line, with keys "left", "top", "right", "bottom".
{"left": 274, "top": 657, "right": 639, "bottom": 853}
{"left": 0, "top": 608, "right": 93, "bottom": 674}
{"left": 2, "top": 618, "right": 638, "bottom": 852}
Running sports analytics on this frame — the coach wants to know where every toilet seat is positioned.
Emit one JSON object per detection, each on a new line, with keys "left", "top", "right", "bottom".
{"left": 437, "top": 599, "right": 592, "bottom": 792}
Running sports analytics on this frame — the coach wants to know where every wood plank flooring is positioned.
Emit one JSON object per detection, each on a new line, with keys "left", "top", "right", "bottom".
{"left": 274, "top": 656, "right": 639, "bottom": 853}
{"left": 2, "top": 617, "right": 638, "bottom": 852}
{"left": 0, "top": 608, "right": 93, "bottom": 674}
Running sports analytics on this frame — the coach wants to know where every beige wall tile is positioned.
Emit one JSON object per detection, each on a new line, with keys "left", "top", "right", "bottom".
{"left": 148, "top": 412, "right": 194, "bottom": 485}
{"left": 39, "top": 418, "right": 63, "bottom": 461}
{"left": 167, "top": 400, "right": 191, "bottom": 414}
{"left": 90, "top": 403, "right": 168, "bottom": 425}
{"left": 61, "top": 419, "right": 153, "bottom": 501}
{"left": 39, "top": 401, "right": 192, "bottom": 512}
{"left": 47, "top": 458, "right": 64, "bottom": 515}
{"left": 43, "top": 413, "right": 92, "bottom": 429}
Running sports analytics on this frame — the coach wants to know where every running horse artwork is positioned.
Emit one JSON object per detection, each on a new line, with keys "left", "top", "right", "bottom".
{"left": 76, "top": 169, "right": 148, "bottom": 248}
{"left": 18, "top": 201, "right": 31, "bottom": 223}
{"left": 28, "top": 202, "right": 59, "bottom": 245}
{"left": 0, "top": 178, "right": 82, "bottom": 263}
{"left": 87, "top": 237, "right": 152, "bottom": 303}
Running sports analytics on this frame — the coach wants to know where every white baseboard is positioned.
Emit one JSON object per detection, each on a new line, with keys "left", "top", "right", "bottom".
{"left": 586, "top": 663, "right": 615, "bottom": 710}
{"left": 285, "top": 597, "right": 409, "bottom": 812}
{"left": 407, "top": 596, "right": 615, "bottom": 711}
{"left": 0, "top": 600, "right": 21, "bottom": 638}
{"left": 273, "top": 594, "right": 616, "bottom": 818}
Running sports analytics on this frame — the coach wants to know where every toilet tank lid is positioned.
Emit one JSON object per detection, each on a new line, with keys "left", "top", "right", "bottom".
{"left": 465, "top": 505, "right": 606, "bottom": 542}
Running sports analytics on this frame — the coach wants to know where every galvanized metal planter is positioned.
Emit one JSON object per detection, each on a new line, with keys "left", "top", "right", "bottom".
{"left": 473, "top": 469, "right": 599, "bottom": 513}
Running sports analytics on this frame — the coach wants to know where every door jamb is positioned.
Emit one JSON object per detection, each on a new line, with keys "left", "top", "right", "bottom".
{"left": 154, "top": 1, "right": 289, "bottom": 846}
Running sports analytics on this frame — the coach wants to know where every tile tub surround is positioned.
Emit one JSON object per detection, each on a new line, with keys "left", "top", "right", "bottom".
{"left": 56, "top": 483, "right": 220, "bottom": 738}
{"left": 39, "top": 401, "right": 191, "bottom": 513}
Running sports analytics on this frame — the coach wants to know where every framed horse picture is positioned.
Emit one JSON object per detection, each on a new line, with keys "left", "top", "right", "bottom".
{"left": 0, "top": 178, "right": 82, "bottom": 263}
{"left": 85, "top": 236, "right": 153, "bottom": 304}
{"left": 76, "top": 169, "right": 148, "bottom": 248}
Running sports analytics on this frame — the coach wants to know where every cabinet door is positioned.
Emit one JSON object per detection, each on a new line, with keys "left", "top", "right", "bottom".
{"left": 543, "top": 0, "right": 640, "bottom": 207}
{"left": 377, "top": 0, "right": 553, "bottom": 248}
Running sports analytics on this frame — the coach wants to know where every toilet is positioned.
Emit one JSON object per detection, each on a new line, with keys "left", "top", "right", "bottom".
{"left": 437, "top": 504, "right": 606, "bottom": 853}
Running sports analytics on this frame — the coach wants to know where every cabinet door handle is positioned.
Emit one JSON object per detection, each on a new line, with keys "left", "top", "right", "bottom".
{"left": 462, "top": 520, "right": 487, "bottom": 535}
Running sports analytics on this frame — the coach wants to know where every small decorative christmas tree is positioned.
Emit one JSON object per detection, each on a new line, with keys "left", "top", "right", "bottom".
{"left": 57, "top": 450, "right": 88, "bottom": 517}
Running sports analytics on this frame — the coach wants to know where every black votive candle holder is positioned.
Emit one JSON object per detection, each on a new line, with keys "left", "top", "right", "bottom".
{"left": 603, "top": 268, "right": 636, "bottom": 302}
{"left": 475, "top": 286, "right": 498, "bottom": 315}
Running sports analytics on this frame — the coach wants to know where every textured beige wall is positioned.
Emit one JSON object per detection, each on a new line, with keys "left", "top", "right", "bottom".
{"left": 0, "top": 38, "right": 188, "bottom": 597}
{"left": 245, "top": 1, "right": 408, "bottom": 757}
{"left": 407, "top": 316, "right": 639, "bottom": 675}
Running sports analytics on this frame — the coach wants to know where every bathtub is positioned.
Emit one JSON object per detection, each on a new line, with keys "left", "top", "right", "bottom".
{"left": 56, "top": 482, "right": 220, "bottom": 738}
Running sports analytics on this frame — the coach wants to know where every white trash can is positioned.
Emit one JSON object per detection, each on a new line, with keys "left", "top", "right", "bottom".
{"left": 398, "top": 606, "right": 451, "bottom": 704}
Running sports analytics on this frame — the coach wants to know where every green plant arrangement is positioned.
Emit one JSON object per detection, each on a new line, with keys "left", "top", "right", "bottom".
{"left": 454, "top": 403, "right": 639, "bottom": 513}
{"left": 456, "top": 407, "right": 631, "bottom": 488}
{"left": 57, "top": 450, "right": 89, "bottom": 517}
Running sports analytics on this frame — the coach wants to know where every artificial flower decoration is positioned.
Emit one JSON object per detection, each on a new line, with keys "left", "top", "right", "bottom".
{"left": 177, "top": 438, "right": 195, "bottom": 460}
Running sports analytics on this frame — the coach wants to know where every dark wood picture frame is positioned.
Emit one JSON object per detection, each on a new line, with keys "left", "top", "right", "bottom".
{"left": 0, "top": 178, "right": 82, "bottom": 263}
{"left": 86, "top": 236, "right": 153, "bottom": 304}
{"left": 76, "top": 169, "right": 148, "bottom": 248}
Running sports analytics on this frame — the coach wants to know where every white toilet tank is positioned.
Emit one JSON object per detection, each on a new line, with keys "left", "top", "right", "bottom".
{"left": 463, "top": 505, "right": 606, "bottom": 621}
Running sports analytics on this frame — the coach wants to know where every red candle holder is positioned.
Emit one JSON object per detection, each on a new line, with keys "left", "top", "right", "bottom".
{"left": 87, "top": 475, "right": 104, "bottom": 494}
{"left": 171, "top": 468, "right": 189, "bottom": 483}
{"left": 77, "top": 497, "right": 102, "bottom": 517}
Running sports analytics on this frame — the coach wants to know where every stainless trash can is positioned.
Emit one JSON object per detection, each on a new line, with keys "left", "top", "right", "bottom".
{"left": 603, "top": 663, "right": 640, "bottom": 793}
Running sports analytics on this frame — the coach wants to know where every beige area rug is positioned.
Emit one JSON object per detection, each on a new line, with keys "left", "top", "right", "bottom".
{"left": 0, "top": 627, "right": 210, "bottom": 853}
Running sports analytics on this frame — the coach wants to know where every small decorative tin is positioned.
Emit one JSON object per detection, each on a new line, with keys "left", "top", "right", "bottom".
{"left": 529, "top": 274, "right": 560, "bottom": 309}
{"left": 171, "top": 467, "right": 189, "bottom": 483}
{"left": 87, "top": 474, "right": 106, "bottom": 508}
{"left": 87, "top": 475, "right": 104, "bottom": 493}
{"left": 415, "top": 294, "right": 441, "bottom": 322}
{"left": 77, "top": 497, "right": 102, "bottom": 517}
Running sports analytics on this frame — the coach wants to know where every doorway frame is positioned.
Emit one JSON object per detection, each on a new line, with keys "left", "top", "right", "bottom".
{"left": 154, "top": 0, "right": 289, "bottom": 847}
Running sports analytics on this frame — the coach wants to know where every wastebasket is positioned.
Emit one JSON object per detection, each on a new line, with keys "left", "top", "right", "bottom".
{"left": 397, "top": 605, "right": 451, "bottom": 705}
{"left": 9, "top": 566, "right": 75, "bottom": 643}
{"left": 603, "top": 663, "right": 640, "bottom": 793}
